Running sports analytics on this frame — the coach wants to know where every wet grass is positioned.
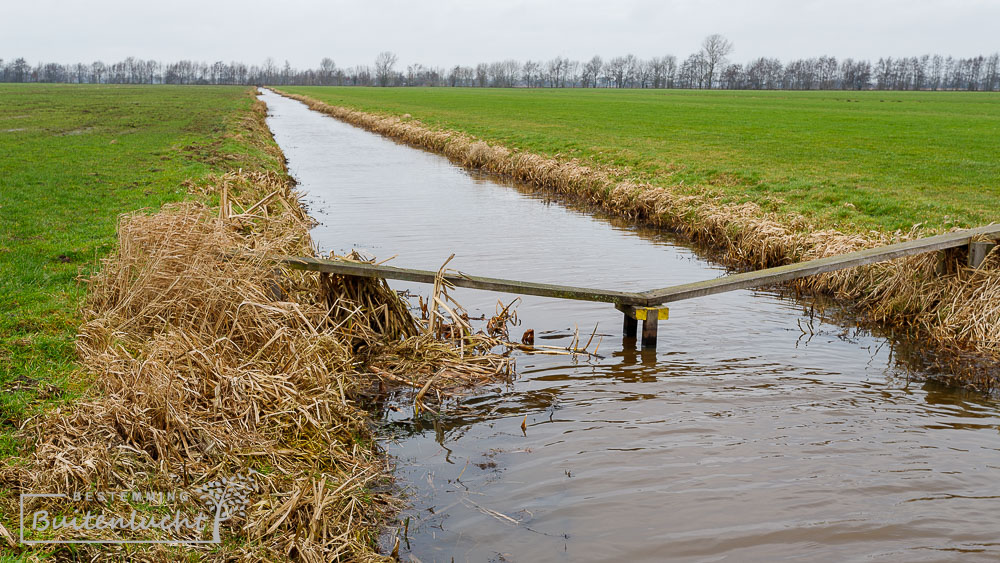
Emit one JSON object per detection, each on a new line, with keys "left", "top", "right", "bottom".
{"left": 0, "top": 84, "right": 283, "bottom": 458}
{"left": 281, "top": 87, "right": 1000, "bottom": 233}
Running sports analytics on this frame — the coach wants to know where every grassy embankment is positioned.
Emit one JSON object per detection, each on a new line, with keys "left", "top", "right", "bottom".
{"left": 1, "top": 84, "right": 508, "bottom": 560}
{"left": 281, "top": 87, "right": 1000, "bottom": 233}
{"left": 0, "top": 84, "right": 284, "bottom": 456}
{"left": 276, "top": 87, "right": 1000, "bottom": 388}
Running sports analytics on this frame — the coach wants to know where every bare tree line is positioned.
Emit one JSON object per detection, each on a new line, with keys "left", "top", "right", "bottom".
{"left": 3, "top": 36, "right": 999, "bottom": 91}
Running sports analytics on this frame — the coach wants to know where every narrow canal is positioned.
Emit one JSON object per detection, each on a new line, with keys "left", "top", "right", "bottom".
{"left": 259, "top": 90, "right": 1000, "bottom": 562}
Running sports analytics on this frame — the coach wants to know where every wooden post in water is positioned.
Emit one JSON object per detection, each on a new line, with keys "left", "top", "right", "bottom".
{"left": 616, "top": 305, "right": 668, "bottom": 348}
{"left": 623, "top": 314, "right": 638, "bottom": 339}
{"left": 641, "top": 315, "right": 658, "bottom": 348}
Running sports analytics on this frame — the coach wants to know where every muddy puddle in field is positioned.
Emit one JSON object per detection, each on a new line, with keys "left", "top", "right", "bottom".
{"left": 260, "top": 89, "right": 1000, "bottom": 562}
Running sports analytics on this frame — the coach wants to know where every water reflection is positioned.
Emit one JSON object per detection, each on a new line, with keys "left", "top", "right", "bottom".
{"left": 260, "top": 90, "right": 1000, "bottom": 562}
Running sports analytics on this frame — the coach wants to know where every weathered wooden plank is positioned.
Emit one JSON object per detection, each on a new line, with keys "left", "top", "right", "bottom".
{"left": 276, "top": 225, "right": 999, "bottom": 309}
{"left": 642, "top": 224, "right": 1000, "bottom": 305}
{"left": 277, "top": 255, "right": 648, "bottom": 305}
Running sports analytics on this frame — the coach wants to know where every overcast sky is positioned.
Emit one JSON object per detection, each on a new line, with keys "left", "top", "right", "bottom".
{"left": 4, "top": 0, "right": 998, "bottom": 68}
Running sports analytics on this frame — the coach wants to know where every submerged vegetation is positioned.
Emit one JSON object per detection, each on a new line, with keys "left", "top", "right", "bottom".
{"left": 274, "top": 88, "right": 1000, "bottom": 391}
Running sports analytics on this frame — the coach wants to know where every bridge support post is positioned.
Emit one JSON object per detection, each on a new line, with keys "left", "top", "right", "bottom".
{"left": 623, "top": 314, "right": 638, "bottom": 339}
{"left": 616, "top": 305, "right": 668, "bottom": 349}
{"left": 935, "top": 247, "right": 962, "bottom": 276}
{"left": 641, "top": 315, "right": 658, "bottom": 348}
{"left": 968, "top": 241, "right": 997, "bottom": 269}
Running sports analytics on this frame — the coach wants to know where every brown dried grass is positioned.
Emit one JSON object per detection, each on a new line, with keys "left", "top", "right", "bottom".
{"left": 2, "top": 165, "right": 511, "bottom": 557}
{"left": 276, "top": 89, "right": 1000, "bottom": 391}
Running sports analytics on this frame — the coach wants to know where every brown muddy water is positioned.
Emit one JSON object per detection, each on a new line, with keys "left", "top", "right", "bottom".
{"left": 259, "top": 90, "right": 1000, "bottom": 562}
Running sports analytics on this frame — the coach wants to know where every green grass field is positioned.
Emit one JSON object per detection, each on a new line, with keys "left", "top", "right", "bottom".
{"left": 282, "top": 87, "right": 1000, "bottom": 233}
{"left": 0, "top": 84, "right": 279, "bottom": 456}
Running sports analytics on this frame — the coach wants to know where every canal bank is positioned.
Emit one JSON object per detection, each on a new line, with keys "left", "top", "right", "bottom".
{"left": 4, "top": 89, "right": 508, "bottom": 561}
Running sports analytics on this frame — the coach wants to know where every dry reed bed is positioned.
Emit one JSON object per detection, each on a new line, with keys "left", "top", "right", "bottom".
{"left": 1, "top": 100, "right": 511, "bottom": 561}
{"left": 276, "top": 89, "right": 1000, "bottom": 390}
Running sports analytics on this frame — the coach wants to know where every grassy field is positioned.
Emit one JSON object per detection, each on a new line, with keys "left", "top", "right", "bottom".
{"left": 281, "top": 87, "right": 1000, "bottom": 233}
{"left": 0, "top": 84, "right": 281, "bottom": 456}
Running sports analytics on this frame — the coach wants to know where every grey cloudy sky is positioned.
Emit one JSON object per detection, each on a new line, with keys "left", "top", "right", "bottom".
{"left": 5, "top": 0, "right": 998, "bottom": 67}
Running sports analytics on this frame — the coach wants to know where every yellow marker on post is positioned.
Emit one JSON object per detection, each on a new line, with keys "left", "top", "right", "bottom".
{"left": 633, "top": 307, "right": 669, "bottom": 321}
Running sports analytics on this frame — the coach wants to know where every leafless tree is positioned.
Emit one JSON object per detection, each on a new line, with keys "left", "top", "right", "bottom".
{"left": 522, "top": 60, "right": 542, "bottom": 87}
{"left": 581, "top": 56, "right": 602, "bottom": 87}
{"left": 499, "top": 59, "right": 520, "bottom": 87}
{"left": 318, "top": 58, "right": 336, "bottom": 85}
{"left": 6, "top": 47, "right": 999, "bottom": 91}
{"left": 648, "top": 57, "right": 667, "bottom": 88}
{"left": 262, "top": 58, "right": 277, "bottom": 84}
{"left": 448, "top": 65, "right": 474, "bottom": 87}
{"left": 984, "top": 54, "right": 999, "bottom": 91}
{"left": 374, "top": 51, "right": 398, "bottom": 87}
{"left": 73, "top": 63, "right": 87, "bottom": 83}
{"left": 564, "top": 60, "right": 580, "bottom": 87}
{"left": 406, "top": 63, "right": 421, "bottom": 85}
{"left": 636, "top": 59, "right": 653, "bottom": 88}
{"left": 545, "top": 57, "right": 573, "bottom": 87}
{"left": 605, "top": 56, "right": 627, "bottom": 88}
{"left": 660, "top": 55, "right": 677, "bottom": 88}
{"left": 474, "top": 63, "right": 488, "bottom": 87}
{"left": 89, "top": 60, "right": 105, "bottom": 84}
{"left": 700, "top": 34, "right": 733, "bottom": 89}
{"left": 716, "top": 64, "right": 736, "bottom": 89}
{"left": 486, "top": 60, "right": 519, "bottom": 87}
{"left": 817, "top": 56, "right": 838, "bottom": 89}
{"left": 622, "top": 54, "right": 638, "bottom": 87}
{"left": 678, "top": 53, "right": 708, "bottom": 88}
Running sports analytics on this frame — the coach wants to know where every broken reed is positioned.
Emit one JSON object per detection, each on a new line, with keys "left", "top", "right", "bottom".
{"left": 0, "top": 102, "right": 512, "bottom": 560}
{"left": 275, "top": 89, "right": 1000, "bottom": 391}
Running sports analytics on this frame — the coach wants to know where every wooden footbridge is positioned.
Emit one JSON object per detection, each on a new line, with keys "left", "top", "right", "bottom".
{"left": 281, "top": 225, "right": 999, "bottom": 348}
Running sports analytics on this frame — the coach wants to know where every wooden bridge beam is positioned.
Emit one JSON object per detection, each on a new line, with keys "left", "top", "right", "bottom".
{"left": 275, "top": 224, "right": 1000, "bottom": 352}
{"left": 641, "top": 224, "right": 1000, "bottom": 305}
{"left": 278, "top": 254, "right": 647, "bottom": 305}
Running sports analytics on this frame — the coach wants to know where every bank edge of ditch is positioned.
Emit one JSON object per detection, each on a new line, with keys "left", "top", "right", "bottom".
{"left": 1, "top": 88, "right": 512, "bottom": 561}
{"left": 273, "top": 87, "right": 1000, "bottom": 393}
